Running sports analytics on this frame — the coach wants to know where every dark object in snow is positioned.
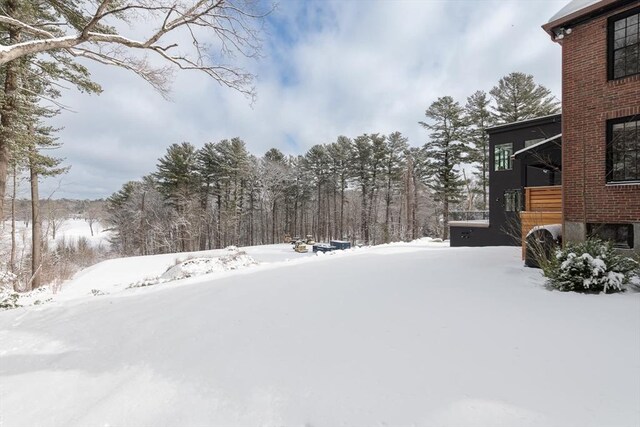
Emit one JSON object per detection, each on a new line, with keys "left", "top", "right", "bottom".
{"left": 313, "top": 243, "right": 337, "bottom": 253}
{"left": 330, "top": 240, "right": 351, "bottom": 250}
{"left": 525, "top": 228, "right": 558, "bottom": 269}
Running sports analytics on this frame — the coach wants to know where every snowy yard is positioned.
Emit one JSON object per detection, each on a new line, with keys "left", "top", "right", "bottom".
{"left": 1, "top": 241, "right": 639, "bottom": 426}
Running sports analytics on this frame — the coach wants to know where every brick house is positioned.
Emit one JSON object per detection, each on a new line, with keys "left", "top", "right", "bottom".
{"left": 543, "top": 0, "right": 640, "bottom": 254}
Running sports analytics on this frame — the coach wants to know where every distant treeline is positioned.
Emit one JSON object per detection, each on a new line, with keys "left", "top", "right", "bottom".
{"left": 106, "top": 72, "right": 560, "bottom": 256}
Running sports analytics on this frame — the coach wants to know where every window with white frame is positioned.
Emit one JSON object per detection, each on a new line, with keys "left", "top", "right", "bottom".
{"left": 494, "top": 143, "right": 512, "bottom": 171}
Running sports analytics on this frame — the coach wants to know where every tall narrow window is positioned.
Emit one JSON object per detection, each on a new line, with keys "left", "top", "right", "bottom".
{"left": 504, "top": 189, "right": 522, "bottom": 212}
{"left": 494, "top": 143, "right": 513, "bottom": 171}
{"left": 607, "top": 116, "right": 639, "bottom": 183}
{"left": 609, "top": 8, "right": 640, "bottom": 79}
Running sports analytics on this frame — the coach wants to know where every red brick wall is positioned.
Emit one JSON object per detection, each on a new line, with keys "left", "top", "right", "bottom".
{"left": 561, "top": 3, "right": 640, "bottom": 224}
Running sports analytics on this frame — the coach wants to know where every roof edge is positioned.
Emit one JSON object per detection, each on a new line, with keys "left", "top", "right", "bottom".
{"left": 486, "top": 113, "right": 562, "bottom": 134}
{"left": 543, "top": 0, "right": 633, "bottom": 37}
{"left": 512, "top": 133, "right": 562, "bottom": 158}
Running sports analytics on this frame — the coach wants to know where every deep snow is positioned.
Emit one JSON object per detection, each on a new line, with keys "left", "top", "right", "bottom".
{"left": 1, "top": 241, "right": 639, "bottom": 427}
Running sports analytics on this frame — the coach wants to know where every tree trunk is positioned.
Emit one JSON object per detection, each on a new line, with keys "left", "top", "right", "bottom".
{"left": 412, "top": 172, "right": 418, "bottom": 240}
{"left": 140, "top": 191, "right": 147, "bottom": 255}
{"left": 10, "top": 165, "right": 17, "bottom": 274}
{"left": 405, "top": 158, "right": 413, "bottom": 241}
{"left": 249, "top": 188, "right": 254, "bottom": 246}
{"left": 482, "top": 151, "right": 488, "bottom": 211}
{"left": 317, "top": 190, "right": 322, "bottom": 241}
{"left": 0, "top": 5, "right": 20, "bottom": 222}
{"left": 271, "top": 200, "right": 276, "bottom": 244}
{"left": 361, "top": 185, "right": 368, "bottom": 244}
{"left": 199, "top": 182, "right": 209, "bottom": 250}
{"left": 443, "top": 197, "right": 449, "bottom": 241}
{"left": 216, "top": 192, "right": 222, "bottom": 249}
{"left": 332, "top": 185, "right": 342, "bottom": 240}
{"left": 328, "top": 190, "right": 331, "bottom": 240}
{"left": 339, "top": 177, "right": 345, "bottom": 239}
{"left": 30, "top": 151, "right": 42, "bottom": 291}
{"left": 384, "top": 176, "right": 392, "bottom": 243}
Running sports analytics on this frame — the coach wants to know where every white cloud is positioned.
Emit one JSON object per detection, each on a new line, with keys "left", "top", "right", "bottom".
{"left": 41, "top": 0, "right": 567, "bottom": 199}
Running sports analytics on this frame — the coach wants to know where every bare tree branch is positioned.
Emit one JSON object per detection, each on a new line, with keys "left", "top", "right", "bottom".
{"left": 0, "top": 15, "right": 55, "bottom": 38}
{"left": 0, "top": 0, "right": 273, "bottom": 99}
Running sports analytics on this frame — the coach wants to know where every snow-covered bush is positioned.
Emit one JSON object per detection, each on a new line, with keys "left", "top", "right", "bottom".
{"left": 0, "top": 270, "right": 17, "bottom": 289}
{"left": 542, "top": 238, "right": 638, "bottom": 293}
{"left": 161, "top": 249, "right": 257, "bottom": 281}
{"left": 0, "top": 272, "right": 20, "bottom": 310}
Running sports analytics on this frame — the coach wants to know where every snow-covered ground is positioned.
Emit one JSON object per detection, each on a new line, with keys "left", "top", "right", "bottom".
{"left": 49, "top": 218, "right": 111, "bottom": 249}
{"left": 1, "top": 240, "right": 639, "bottom": 426}
{"left": 0, "top": 218, "right": 111, "bottom": 254}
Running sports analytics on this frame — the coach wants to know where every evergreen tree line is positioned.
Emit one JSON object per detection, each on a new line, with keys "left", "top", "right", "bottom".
{"left": 107, "top": 72, "right": 560, "bottom": 255}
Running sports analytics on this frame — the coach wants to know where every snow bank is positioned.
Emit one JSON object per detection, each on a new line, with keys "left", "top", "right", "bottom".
{"left": 161, "top": 251, "right": 257, "bottom": 281}
{"left": 130, "top": 247, "right": 259, "bottom": 287}
{"left": 527, "top": 224, "right": 562, "bottom": 240}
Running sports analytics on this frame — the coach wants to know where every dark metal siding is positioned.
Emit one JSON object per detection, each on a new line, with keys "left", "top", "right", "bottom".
{"left": 450, "top": 115, "right": 562, "bottom": 247}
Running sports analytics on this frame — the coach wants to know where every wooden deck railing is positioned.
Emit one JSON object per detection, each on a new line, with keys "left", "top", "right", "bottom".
{"left": 520, "top": 186, "right": 562, "bottom": 258}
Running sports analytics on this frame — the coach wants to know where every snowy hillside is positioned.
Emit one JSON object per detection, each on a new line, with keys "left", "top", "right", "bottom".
{"left": 0, "top": 218, "right": 111, "bottom": 251}
{"left": 1, "top": 241, "right": 639, "bottom": 427}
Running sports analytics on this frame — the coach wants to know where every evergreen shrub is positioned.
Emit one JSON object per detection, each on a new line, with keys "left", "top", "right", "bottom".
{"left": 542, "top": 238, "right": 638, "bottom": 293}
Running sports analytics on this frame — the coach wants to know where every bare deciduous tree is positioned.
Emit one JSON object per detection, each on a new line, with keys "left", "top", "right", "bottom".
{"left": 0, "top": 0, "right": 272, "bottom": 99}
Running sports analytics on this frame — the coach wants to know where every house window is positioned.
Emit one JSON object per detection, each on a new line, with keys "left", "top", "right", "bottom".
{"left": 607, "top": 116, "right": 639, "bottom": 183}
{"left": 504, "top": 189, "right": 522, "bottom": 212}
{"left": 587, "top": 223, "right": 634, "bottom": 249}
{"left": 609, "top": 7, "right": 640, "bottom": 79}
{"left": 495, "top": 143, "right": 512, "bottom": 171}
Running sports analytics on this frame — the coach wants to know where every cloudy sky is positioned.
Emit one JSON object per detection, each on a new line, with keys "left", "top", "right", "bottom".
{"left": 40, "top": 0, "right": 568, "bottom": 200}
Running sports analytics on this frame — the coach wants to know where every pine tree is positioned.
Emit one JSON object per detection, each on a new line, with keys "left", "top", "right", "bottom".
{"left": 106, "top": 181, "right": 140, "bottom": 256}
{"left": 404, "top": 146, "right": 425, "bottom": 240}
{"left": 304, "top": 144, "right": 330, "bottom": 240}
{"left": 489, "top": 72, "right": 560, "bottom": 123}
{"left": 420, "top": 96, "right": 467, "bottom": 240}
{"left": 261, "top": 148, "right": 288, "bottom": 243}
{"left": 154, "top": 142, "right": 200, "bottom": 251}
{"left": 351, "top": 134, "right": 373, "bottom": 244}
{"left": 382, "top": 132, "right": 408, "bottom": 243}
{"left": 0, "top": 0, "right": 100, "bottom": 222}
{"left": 219, "top": 138, "right": 250, "bottom": 246}
{"left": 327, "top": 136, "right": 352, "bottom": 239}
{"left": 0, "top": 47, "right": 72, "bottom": 290}
{"left": 197, "top": 142, "right": 222, "bottom": 249}
{"left": 367, "top": 133, "right": 387, "bottom": 244}
{"left": 465, "top": 90, "right": 494, "bottom": 211}
{"left": 155, "top": 143, "right": 200, "bottom": 204}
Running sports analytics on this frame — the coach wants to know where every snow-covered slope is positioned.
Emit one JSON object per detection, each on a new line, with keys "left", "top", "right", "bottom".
{"left": 46, "top": 243, "right": 320, "bottom": 301}
{"left": 1, "top": 243, "right": 639, "bottom": 426}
